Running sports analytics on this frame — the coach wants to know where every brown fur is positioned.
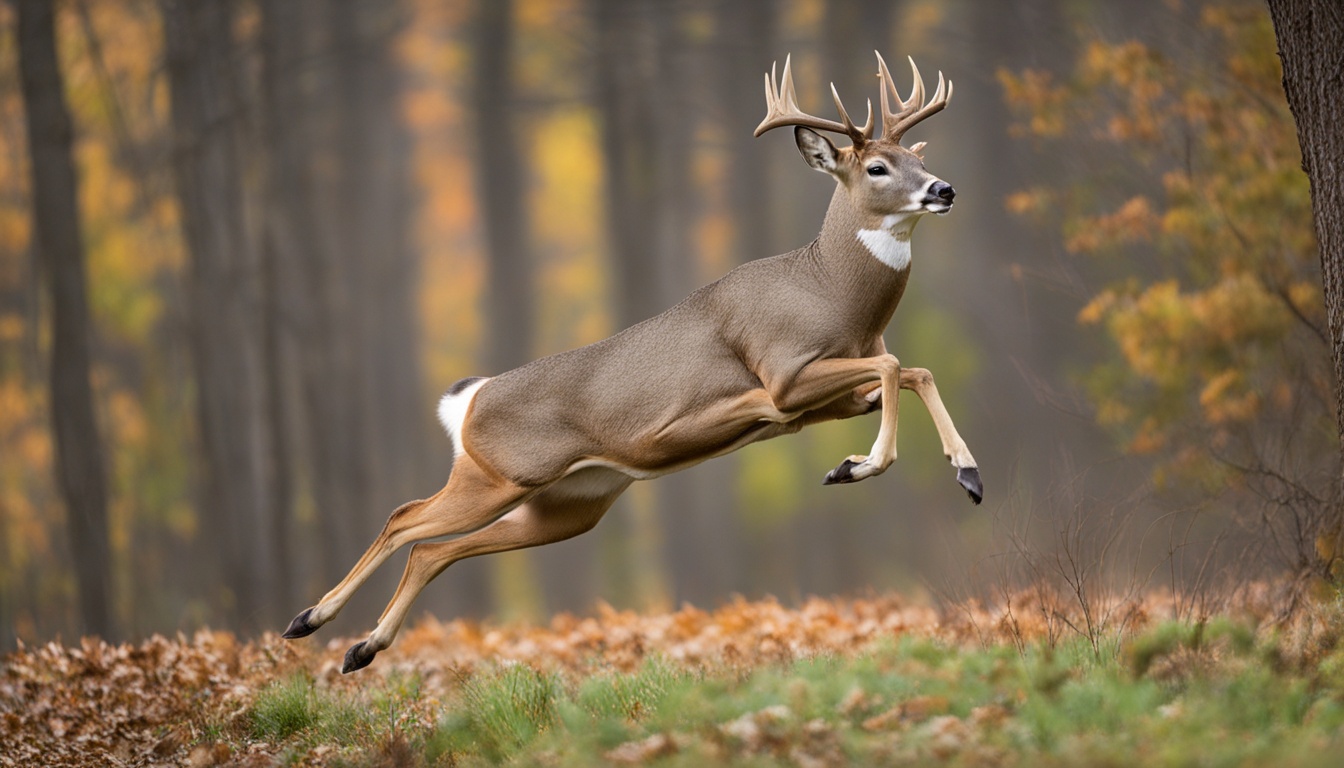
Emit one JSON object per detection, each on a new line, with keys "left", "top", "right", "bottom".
{"left": 466, "top": 184, "right": 911, "bottom": 485}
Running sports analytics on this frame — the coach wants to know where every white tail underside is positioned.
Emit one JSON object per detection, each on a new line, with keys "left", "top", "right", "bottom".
{"left": 437, "top": 378, "right": 489, "bottom": 457}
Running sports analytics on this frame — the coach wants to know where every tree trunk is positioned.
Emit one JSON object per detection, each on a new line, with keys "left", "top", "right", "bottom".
{"left": 595, "top": 0, "right": 664, "bottom": 326}
{"left": 16, "top": 0, "right": 115, "bottom": 639}
{"left": 322, "top": 0, "right": 428, "bottom": 612}
{"left": 162, "top": 0, "right": 276, "bottom": 631}
{"left": 255, "top": 0, "right": 306, "bottom": 613}
{"left": 473, "top": 0, "right": 534, "bottom": 377}
{"left": 1266, "top": 0, "right": 1344, "bottom": 534}
{"left": 346, "top": 3, "right": 427, "bottom": 512}
{"left": 300, "top": 0, "right": 376, "bottom": 586}
{"left": 718, "top": 0, "right": 775, "bottom": 264}
{"left": 257, "top": 0, "right": 342, "bottom": 603}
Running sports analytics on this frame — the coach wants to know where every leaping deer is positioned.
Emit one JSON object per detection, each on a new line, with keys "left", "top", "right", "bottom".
{"left": 284, "top": 52, "right": 982, "bottom": 673}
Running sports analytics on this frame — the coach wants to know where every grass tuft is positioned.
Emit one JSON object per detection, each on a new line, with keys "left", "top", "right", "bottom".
{"left": 1126, "top": 619, "right": 1257, "bottom": 678}
{"left": 249, "top": 675, "right": 323, "bottom": 741}
{"left": 247, "top": 673, "right": 377, "bottom": 752}
{"left": 576, "top": 655, "right": 685, "bottom": 722}
{"left": 435, "top": 663, "right": 562, "bottom": 762}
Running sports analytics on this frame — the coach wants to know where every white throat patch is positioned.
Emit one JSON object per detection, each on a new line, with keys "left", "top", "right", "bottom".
{"left": 856, "top": 215, "right": 913, "bottom": 271}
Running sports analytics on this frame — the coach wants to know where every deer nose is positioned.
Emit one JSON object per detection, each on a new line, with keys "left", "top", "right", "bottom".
{"left": 929, "top": 181, "right": 955, "bottom": 202}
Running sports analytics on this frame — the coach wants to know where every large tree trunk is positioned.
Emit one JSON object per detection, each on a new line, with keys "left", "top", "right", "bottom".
{"left": 162, "top": 0, "right": 276, "bottom": 631}
{"left": 1267, "top": 1, "right": 1344, "bottom": 548}
{"left": 16, "top": 0, "right": 115, "bottom": 639}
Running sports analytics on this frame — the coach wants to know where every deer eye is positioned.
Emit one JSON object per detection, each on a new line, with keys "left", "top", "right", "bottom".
{"left": 866, "top": 164, "right": 888, "bottom": 177}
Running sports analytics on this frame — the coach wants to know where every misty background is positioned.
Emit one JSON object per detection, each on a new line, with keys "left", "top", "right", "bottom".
{"left": 1, "top": 0, "right": 1320, "bottom": 648}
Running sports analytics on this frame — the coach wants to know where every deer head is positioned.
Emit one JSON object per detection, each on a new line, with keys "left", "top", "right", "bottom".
{"left": 755, "top": 52, "right": 955, "bottom": 221}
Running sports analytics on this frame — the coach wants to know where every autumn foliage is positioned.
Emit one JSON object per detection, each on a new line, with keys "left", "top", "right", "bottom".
{"left": 0, "top": 595, "right": 934, "bottom": 765}
{"left": 1002, "top": 6, "right": 1327, "bottom": 491}
{"left": 5, "top": 587, "right": 1344, "bottom": 767}
{"left": 2, "top": 0, "right": 1337, "bottom": 721}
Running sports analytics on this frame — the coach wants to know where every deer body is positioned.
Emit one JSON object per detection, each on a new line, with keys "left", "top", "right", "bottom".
{"left": 284, "top": 53, "right": 982, "bottom": 673}
{"left": 467, "top": 191, "right": 911, "bottom": 485}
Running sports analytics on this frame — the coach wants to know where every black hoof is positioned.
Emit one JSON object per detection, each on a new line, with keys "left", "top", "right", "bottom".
{"left": 957, "top": 467, "right": 983, "bottom": 505}
{"left": 282, "top": 607, "right": 319, "bottom": 639}
{"left": 823, "top": 458, "right": 862, "bottom": 485}
{"left": 342, "top": 641, "right": 377, "bottom": 674}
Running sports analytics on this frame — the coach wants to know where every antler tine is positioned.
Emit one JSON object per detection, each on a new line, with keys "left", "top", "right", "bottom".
{"left": 830, "top": 83, "right": 873, "bottom": 143}
{"left": 756, "top": 52, "right": 947, "bottom": 145}
{"left": 876, "top": 52, "right": 921, "bottom": 139}
{"left": 778, "top": 55, "right": 799, "bottom": 112}
{"left": 880, "top": 54, "right": 953, "bottom": 143}
{"left": 875, "top": 52, "right": 900, "bottom": 124}
{"left": 754, "top": 53, "right": 869, "bottom": 145}
{"left": 764, "top": 61, "right": 778, "bottom": 109}
{"left": 907, "top": 57, "right": 926, "bottom": 113}
{"left": 888, "top": 70, "right": 952, "bottom": 142}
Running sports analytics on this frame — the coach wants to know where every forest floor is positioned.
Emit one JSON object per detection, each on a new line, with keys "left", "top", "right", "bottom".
{"left": 3, "top": 587, "right": 1344, "bottom": 767}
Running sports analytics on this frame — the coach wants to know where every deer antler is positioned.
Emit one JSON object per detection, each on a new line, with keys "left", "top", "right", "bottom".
{"left": 754, "top": 54, "right": 873, "bottom": 146}
{"left": 876, "top": 51, "right": 952, "bottom": 143}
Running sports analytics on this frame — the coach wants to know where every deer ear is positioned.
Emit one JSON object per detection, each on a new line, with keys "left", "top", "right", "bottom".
{"left": 795, "top": 127, "right": 839, "bottom": 174}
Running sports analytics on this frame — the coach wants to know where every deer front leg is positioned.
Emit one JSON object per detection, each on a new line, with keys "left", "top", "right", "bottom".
{"left": 900, "top": 367, "right": 982, "bottom": 504}
{"left": 767, "top": 354, "right": 902, "bottom": 485}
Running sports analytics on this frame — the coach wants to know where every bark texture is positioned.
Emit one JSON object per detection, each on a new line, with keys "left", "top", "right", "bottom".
{"left": 16, "top": 0, "right": 115, "bottom": 639}
{"left": 1267, "top": 0, "right": 1344, "bottom": 472}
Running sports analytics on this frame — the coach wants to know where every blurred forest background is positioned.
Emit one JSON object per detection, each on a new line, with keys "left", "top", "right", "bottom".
{"left": 0, "top": 0, "right": 1331, "bottom": 648}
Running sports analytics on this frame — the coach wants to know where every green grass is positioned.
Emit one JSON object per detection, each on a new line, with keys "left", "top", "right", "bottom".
{"left": 431, "top": 664, "right": 562, "bottom": 762}
{"left": 418, "top": 631, "right": 1344, "bottom": 767}
{"left": 243, "top": 672, "right": 404, "bottom": 764}
{"left": 221, "top": 610, "right": 1344, "bottom": 767}
{"left": 249, "top": 675, "right": 325, "bottom": 741}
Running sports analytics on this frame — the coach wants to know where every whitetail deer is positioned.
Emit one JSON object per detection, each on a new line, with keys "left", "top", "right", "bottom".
{"left": 284, "top": 52, "right": 981, "bottom": 672}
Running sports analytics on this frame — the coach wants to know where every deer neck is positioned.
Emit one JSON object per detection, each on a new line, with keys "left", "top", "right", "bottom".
{"left": 811, "top": 185, "right": 918, "bottom": 332}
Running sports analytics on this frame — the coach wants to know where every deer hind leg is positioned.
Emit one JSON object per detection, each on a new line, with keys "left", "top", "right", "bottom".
{"left": 340, "top": 486, "right": 622, "bottom": 673}
{"left": 282, "top": 453, "right": 532, "bottom": 639}
{"left": 899, "top": 367, "right": 982, "bottom": 504}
